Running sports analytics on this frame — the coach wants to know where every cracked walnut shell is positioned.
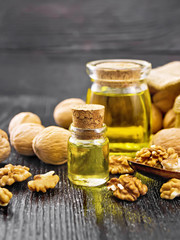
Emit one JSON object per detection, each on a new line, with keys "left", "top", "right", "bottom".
{"left": 0, "top": 187, "right": 13, "bottom": 206}
{"left": 0, "top": 129, "right": 11, "bottom": 163}
{"left": 0, "top": 164, "right": 32, "bottom": 187}
{"left": 160, "top": 178, "right": 180, "bottom": 200}
{"left": 109, "top": 155, "right": 134, "bottom": 174}
{"left": 107, "top": 175, "right": 148, "bottom": 201}
{"left": 28, "top": 171, "right": 59, "bottom": 193}
{"left": 135, "top": 145, "right": 177, "bottom": 168}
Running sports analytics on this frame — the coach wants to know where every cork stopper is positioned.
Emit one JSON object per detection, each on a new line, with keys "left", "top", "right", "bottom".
{"left": 96, "top": 62, "right": 141, "bottom": 80}
{"left": 86, "top": 59, "right": 152, "bottom": 88}
{"left": 72, "top": 104, "right": 104, "bottom": 129}
{"left": 174, "top": 95, "right": 180, "bottom": 113}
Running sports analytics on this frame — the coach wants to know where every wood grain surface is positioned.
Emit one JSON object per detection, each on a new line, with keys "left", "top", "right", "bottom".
{"left": 0, "top": 96, "right": 180, "bottom": 240}
{"left": 0, "top": 0, "right": 180, "bottom": 239}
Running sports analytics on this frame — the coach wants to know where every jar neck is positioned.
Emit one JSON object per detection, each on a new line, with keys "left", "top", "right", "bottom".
{"left": 91, "top": 78, "right": 147, "bottom": 88}
{"left": 90, "top": 80, "right": 148, "bottom": 95}
{"left": 70, "top": 124, "right": 107, "bottom": 140}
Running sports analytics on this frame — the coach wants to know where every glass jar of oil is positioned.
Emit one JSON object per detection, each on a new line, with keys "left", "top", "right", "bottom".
{"left": 86, "top": 59, "right": 152, "bottom": 156}
{"left": 68, "top": 104, "right": 109, "bottom": 187}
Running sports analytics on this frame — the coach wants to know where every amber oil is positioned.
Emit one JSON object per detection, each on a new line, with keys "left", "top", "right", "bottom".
{"left": 68, "top": 104, "right": 109, "bottom": 187}
{"left": 86, "top": 59, "right": 152, "bottom": 156}
{"left": 87, "top": 85, "right": 151, "bottom": 156}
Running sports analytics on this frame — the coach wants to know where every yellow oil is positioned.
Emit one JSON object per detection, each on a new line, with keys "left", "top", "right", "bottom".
{"left": 68, "top": 137, "right": 109, "bottom": 186}
{"left": 86, "top": 87, "right": 151, "bottom": 156}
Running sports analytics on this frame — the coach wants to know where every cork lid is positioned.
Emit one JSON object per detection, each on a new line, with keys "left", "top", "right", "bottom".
{"left": 86, "top": 59, "right": 151, "bottom": 88}
{"left": 174, "top": 95, "right": 180, "bottom": 113}
{"left": 72, "top": 104, "right": 105, "bottom": 129}
{"left": 95, "top": 62, "right": 141, "bottom": 80}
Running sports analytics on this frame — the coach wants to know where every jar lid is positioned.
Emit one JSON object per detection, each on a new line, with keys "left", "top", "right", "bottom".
{"left": 72, "top": 104, "right": 104, "bottom": 129}
{"left": 86, "top": 59, "right": 151, "bottom": 84}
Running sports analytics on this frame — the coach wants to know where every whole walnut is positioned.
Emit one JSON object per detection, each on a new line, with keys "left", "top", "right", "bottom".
{"left": 0, "top": 129, "right": 11, "bottom": 162}
{"left": 163, "top": 109, "right": 175, "bottom": 128}
{"left": 10, "top": 123, "right": 45, "bottom": 156}
{"left": 53, "top": 98, "right": 85, "bottom": 129}
{"left": 152, "top": 128, "right": 180, "bottom": 156}
{"left": 32, "top": 126, "right": 71, "bottom": 165}
{"left": 152, "top": 90, "right": 176, "bottom": 113}
{"left": 9, "top": 112, "right": 42, "bottom": 135}
{"left": 152, "top": 104, "right": 163, "bottom": 134}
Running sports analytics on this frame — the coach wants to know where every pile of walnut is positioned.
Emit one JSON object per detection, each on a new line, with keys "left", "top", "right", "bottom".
{"left": 108, "top": 155, "right": 148, "bottom": 202}
{"left": 0, "top": 164, "right": 59, "bottom": 206}
{"left": 8, "top": 112, "right": 71, "bottom": 165}
{"left": 107, "top": 173, "right": 180, "bottom": 201}
{"left": 107, "top": 145, "right": 180, "bottom": 201}
{"left": 0, "top": 99, "right": 82, "bottom": 206}
{"left": 0, "top": 99, "right": 84, "bottom": 165}
{"left": 135, "top": 145, "right": 179, "bottom": 170}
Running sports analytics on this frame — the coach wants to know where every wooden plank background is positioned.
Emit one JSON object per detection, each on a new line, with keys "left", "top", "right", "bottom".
{"left": 0, "top": 1, "right": 180, "bottom": 240}
{"left": 0, "top": 0, "right": 180, "bottom": 98}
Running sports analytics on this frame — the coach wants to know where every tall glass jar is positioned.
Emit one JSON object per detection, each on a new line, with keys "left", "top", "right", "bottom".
{"left": 86, "top": 59, "right": 152, "bottom": 156}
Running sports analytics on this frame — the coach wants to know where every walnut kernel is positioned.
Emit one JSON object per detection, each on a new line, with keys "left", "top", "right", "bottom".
{"left": 0, "top": 164, "right": 32, "bottom": 187}
{"left": 109, "top": 155, "right": 134, "bottom": 174}
{"left": 160, "top": 178, "right": 180, "bottom": 200}
{"left": 107, "top": 175, "right": 148, "bottom": 201}
{"left": 28, "top": 171, "right": 59, "bottom": 193}
{"left": 135, "top": 145, "right": 177, "bottom": 168}
{"left": 0, "top": 187, "right": 13, "bottom": 206}
{"left": 161, "top": 158, "right": 180, "bottom": 172}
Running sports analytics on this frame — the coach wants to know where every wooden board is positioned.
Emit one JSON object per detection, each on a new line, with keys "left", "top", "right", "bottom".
{"left": 1, "top": 0, "right": 180, "bottom": 239}
{"left": 1, "top": 96, "right": 180, "bottom": 240}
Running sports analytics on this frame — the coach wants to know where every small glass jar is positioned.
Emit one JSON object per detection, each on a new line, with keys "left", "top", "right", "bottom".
{"left": 68, "top": 105, "right": 109, "bottom": 187}
{"left": 86, "top": 59, "right": 152, "bottom": 156}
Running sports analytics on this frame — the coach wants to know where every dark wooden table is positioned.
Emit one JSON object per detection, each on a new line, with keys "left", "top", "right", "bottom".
{"left": 1, "top": 1, "right": 180, "bottom": 239}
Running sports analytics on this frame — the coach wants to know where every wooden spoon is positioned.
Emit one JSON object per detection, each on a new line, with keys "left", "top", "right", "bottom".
{"left": 128, "top": 160, "right": 180, "bottom": 179}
